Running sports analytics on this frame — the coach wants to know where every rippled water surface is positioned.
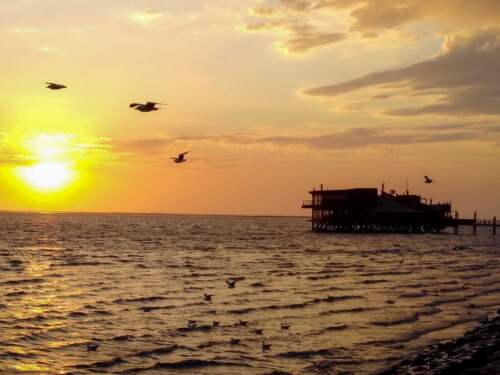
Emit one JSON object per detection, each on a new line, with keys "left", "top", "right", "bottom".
{"left": 0, "top": 213, "right": 499, "bottom": 374}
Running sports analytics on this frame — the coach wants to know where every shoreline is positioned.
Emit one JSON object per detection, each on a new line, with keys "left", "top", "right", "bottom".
{"left": 378, "top": 312, "right": 500, "bottom": 374}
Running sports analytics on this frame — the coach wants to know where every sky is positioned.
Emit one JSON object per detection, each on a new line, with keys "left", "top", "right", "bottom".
{"left": 0, "top": 0, "right": 499, "bottom": 216}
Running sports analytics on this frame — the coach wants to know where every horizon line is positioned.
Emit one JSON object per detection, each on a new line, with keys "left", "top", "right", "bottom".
{"left": 0, "top": 209, "right": 309, "bottom": 219}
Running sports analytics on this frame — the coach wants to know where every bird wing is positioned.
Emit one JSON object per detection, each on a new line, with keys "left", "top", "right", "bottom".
{"left": 180, "top": 151, "right": 189, "bottom": 157}
{"left": 129, "top": 103, "right": 141, "bottom": 108}
{"left": 147, "top": 101, "right": 166, "bottom": 106}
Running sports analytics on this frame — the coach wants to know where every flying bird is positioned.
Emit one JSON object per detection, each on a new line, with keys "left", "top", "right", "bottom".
{"left": 424, "top": 176, "right": 434, "bottom": 184}
{"left": 203, "top": 293, "right": 213, "bottom": 302}
{"left": 46, "top": 82, "right": 66, "bottom": 90}
{"left": 172, "top": 152, "right": 189, "bottom": 164}
{"left": 129, "top": 101, "right": 165, "bottom": 112}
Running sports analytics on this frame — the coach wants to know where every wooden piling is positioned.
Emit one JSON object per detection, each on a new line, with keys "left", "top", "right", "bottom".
{"left": 473, "top": 211, "right": 477, "bottom": 235}
{"left": 494, "top": 216, "right": 497, "bottom": 236}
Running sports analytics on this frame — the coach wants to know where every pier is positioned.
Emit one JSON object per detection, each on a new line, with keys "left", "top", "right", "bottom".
{"left": 302, "top": 185, "right": 497, "bottom": 235}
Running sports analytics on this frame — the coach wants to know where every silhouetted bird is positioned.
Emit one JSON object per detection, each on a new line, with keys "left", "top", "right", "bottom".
{"left": 129, "top": 101, "right": 165, "bottom": 112}
{"left": 238, "top": 320, "right": 248, "bottom": 327}
{"left": 204, "top": 293, "right": 213, "bottom": 302}
{"left": 254, "top": 329, "right": 263, "bottom": 335}
{"left": 212, "top": 321, "right": 220, "bottom": 327}
{"left": 172, "top": 151, "right": 189, "bottom": 164}
{"left": 46, "top": 82, "right": 66, "bottom": 90}
{"left": 86, "top": 342, "right": 99, "bottom": 351}
{"left": 280, "top": 323, "right": 290, "bottom": 330}
{"left": 226, "top": 279, "right": 238, "bottom": 288}
{"left": 230, "top": 338, "right": 240, "bottom": 345}
{"left": 187, "top": 320, "right": 197, "bottom": 329}
{"left": 262, "top": 341, "right": 271, "bottom": 351}
{"left": 424, "top": 176, "right": 434, "bottom": 184}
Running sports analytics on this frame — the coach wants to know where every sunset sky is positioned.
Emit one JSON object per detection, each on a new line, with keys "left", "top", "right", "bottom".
{"left": 0, "top": 0, "right": 499, "bottom": 216}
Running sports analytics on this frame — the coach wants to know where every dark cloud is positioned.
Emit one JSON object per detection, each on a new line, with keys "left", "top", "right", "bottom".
{"left": 304, "top": 27, "right": 500, "bottom": 116}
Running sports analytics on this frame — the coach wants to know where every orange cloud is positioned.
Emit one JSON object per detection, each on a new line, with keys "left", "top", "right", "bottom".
{"left": 304, "top": 27, "right": 500, "bottom": 116}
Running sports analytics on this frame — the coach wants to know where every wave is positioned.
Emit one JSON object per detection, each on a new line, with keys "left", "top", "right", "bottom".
{"left": 319, "top": 307, "right": 378, "bottom": 316}
{"left": 114, "top": 296, "right": 166, "bottom": 304}
{"left": 0, "top": 278, "right": 44, "bottom": 286}
{"left": 119, "top": 359, "right": 251, "bottom": 373}
{"left": 75, "top": 357, "right": 127, "bottom": 369}
{"left": 135, "top": 344, "right": 178, "bottom": 357}
{"left": 279, "top": 348, "right": 334, "bottom": 359}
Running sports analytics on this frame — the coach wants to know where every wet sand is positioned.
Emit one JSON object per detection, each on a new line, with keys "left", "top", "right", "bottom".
{"left": 379, "top": 313, "right": 500, "bottom": 374}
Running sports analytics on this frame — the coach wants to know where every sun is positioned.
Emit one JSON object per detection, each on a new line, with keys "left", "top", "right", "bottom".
{"left": 17, "top": 162, "right": 75, "bottom": 192}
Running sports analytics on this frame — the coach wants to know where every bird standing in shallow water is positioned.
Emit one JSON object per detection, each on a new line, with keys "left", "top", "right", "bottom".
{"left": 86, "top": 342, "right": 99, "bottom": 351}
{"left": 281, "top": 323, "right": 290, "bottom": 330}
{"left": 226, "top": 279, "right": 238, "bottom": 288}
{"left": 204, "top": 293, "right": 213, "bottom": 302}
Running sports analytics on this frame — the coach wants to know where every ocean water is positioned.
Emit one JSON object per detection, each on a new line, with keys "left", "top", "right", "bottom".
{"left": 0, "top": 213, "right": 499, "bottom": 374}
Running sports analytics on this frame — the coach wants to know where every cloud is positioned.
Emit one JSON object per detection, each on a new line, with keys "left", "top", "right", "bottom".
{"left": 304, "top": 27, "right": 500, "bottom": 116}
{"left": 247, "top": 126, "right": 489, "bottom": 150}
{"left": 246, "top": 18, "right": 346, "bottom": 53}
{"left": 245, "top": 0, "right": 500, "bottom": 52}
{"left": 133, "top": 123, "right": 494, "bottom": 152}
{"left": 129, "top": 8, "right": 166, "bottom": 26}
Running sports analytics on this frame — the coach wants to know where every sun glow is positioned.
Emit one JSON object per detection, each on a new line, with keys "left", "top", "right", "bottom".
{"left": 17, "top": 162, "right": 75, "bottom": 191}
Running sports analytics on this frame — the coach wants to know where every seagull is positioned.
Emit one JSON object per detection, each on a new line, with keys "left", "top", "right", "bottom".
{"left": 172, "top": 151, "right": 189, "bottom": 164}
{"left": 129, "top": 101, "right": 165, "bottom": 112}
{"left": 424, "top": 176, "right": 434, "bottom": 184}
{"left": 262, "top": 341, "right": 271, "bottom": 351}
{"left": 204, "top": 293, "right": 213, "bottom": 302}
{"left": 46, "top": 82, "right": 66, "bottom": 90}
{"left": 86, "top": 342, "right": 99, "bottom": 351}
{"left": 226, "top": 279, "right": 238, "bottom": 289}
